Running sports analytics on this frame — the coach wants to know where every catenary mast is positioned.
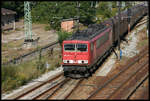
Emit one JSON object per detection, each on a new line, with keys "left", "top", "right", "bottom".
{"left": 24, "top": 1, "right": 33, "bottom": 42}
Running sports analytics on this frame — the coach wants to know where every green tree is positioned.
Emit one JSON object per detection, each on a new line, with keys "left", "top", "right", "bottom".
{"left": 95, "top": 2, "right": 113, "bottom": 23}
{"left": 31, "top": 1, "right": 96, "bottom": 30}
{"left": 56, "top": 30, "right": 72, "bottom": 46}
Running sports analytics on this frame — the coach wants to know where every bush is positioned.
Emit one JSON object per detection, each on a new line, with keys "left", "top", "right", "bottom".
{"left": 44, "top": 25, "right": 51, "bottom": 31}
{"left": 1, "top": 60, "right": 42, "bottom": 93}
{"left": 56, "top": 30, "right": 72, "bottom": 46}
{"left": 2, "top": 65, "right": 17, "bottom": 82}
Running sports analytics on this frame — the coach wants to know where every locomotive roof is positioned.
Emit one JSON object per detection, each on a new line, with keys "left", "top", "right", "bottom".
{"left": 66, "top": 23, "right": 108, "bottom": 41}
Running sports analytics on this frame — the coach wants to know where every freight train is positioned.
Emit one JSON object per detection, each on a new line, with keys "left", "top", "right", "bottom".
{"left": 62, "top": 3, "right": 148, "bottom": 78}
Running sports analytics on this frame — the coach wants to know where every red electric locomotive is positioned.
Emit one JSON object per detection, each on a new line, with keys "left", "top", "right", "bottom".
{"left": 62, "top": 24, "right": 113, "bottom": 78}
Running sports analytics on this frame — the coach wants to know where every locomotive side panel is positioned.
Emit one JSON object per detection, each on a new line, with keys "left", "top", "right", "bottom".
{"left": 89, "top": 27, "right": 112, "bottom": 66}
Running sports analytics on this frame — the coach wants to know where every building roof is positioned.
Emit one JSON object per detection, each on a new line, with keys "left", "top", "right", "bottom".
{"left": 1, "top": 8, "right": 16, "bottom": 15}
{"left": 61, "top": 18, "right": 78, "bottom": 22}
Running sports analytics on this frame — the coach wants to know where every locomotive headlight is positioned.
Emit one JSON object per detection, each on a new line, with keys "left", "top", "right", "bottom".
{"left": 78, "top": 60, "right": 82, "bottom": 64}
{"left": 63, "top": 60, "right": 74, "bottom": 63}
{"left": 78, "top": 60, "right": 88, "bottom": 64}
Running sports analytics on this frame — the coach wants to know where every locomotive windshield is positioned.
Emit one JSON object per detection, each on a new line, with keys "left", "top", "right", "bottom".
{"left": 64, "top": 44, "right": 75, "bottom": 51}
{"left": 64, "top": 43, "right": 87, "bottom": 52}
{"left": 76, "top": 44, "right": 87, "bottom": 52}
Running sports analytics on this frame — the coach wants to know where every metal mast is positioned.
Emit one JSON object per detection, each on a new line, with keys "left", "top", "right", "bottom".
{"left": 127, "top": 2, "right": 131, "bottom": 34}
{"left": 117, "top": 1, "right": 121, "bottom": 60}
{"left": 24, "top": 1, "right": 33, "bottom": 42}
{"left": 77, "top": 1, "right": 80, "bottom": 32}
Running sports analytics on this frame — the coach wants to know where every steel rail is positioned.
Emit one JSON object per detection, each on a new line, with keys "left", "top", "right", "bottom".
{"left": 32, "top": 77, "right": 67, "bottom": 100}
{"left": 64, "top": 79, "right": 84, "bottom": 99}
{"left": 8, "top": 72, "right": 63, "bottom": 100}
{"left": 107, "top": 61, "right": 148, "bottom": 99}
{"left": 45, "top": 78, "right": 71, "bottom": 99}
{"left": 87, "top": 49, "right": 148, "bottom": 99}
{"left": 127, "top": 74, "right": 149, "bottom": 99}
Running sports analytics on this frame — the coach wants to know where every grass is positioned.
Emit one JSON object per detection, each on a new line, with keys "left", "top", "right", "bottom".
{"left": 15, "top": 28, "right": 22, "bottom": 31}
{"left": 1, "top": 49, "right": 62, "bottom": 93}
{"left": 2, "top": 39, "right": 38, "bottom": 64}
{"left": 44, "top": 25, "right": 51, "bottom": 31}
{"left": 2, "top": 44, "right": 8, "bottom": 51}
{"left": 136, "top": 27, "right": 148, "bottom": 49}
{"left": 2, "top": 61, "right": 38, "bottom": 93}
{"left": 137, "top": 39, "right": 148, "bottom": 49}
{"left": 2, "top": 39, "right": 24, "bottom": 52}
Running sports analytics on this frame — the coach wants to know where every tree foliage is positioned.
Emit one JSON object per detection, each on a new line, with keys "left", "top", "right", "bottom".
{"left": 2, "top": 1, "right": 133, "bottom": 30}
{"left": 31, "top": 1, "right": 97, "bottom": 30}
{"left": 95, "top": 2, "right": 115, "bottom": 23}
{"left": 56, "top": 30, "right": 72, "bottom": 46}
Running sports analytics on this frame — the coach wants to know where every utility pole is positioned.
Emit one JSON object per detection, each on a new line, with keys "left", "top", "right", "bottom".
{"left": 117, "top": 1, "right": 122, "bottom": 60}
{"left": 147, "top": 1, "right": 149, "bottom": 37}
{"left": 127, "top": 2, "right": 131, "bottom": 34}
{"left": 77, "top": 1, "right": 80, "bottom": 32}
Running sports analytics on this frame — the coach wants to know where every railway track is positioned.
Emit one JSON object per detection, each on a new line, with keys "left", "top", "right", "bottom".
{"left": 18, "top": 78, "right": 83, "bottom": 100}
{"left": 35, "top": 78, "right": 72, "bottom": 100}
{"left": 4, "top": 71, "right": 84, "bottom": 100}
{"left": 4, "top": 72, "right": 63, "bottom": 100}
{"left": 44, "top": 79, "right": 83, "bottom": 100}
{"left": 135, "top": 15, "right": 148, "bottom": 27}
{"left": 19, "top": 77, "right": 68, "bottom": 100}
{"left": 128, "top": 76, "right": 149, "bottom": 99}
{"left": 87, "top": 48, "right": 148, "bottom": 99}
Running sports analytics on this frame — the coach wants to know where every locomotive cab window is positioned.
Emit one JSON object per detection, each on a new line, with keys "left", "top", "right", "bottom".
{"left": 76, "top": 44, "right": 87, "bottom": 52}
{"left": 64, "top": 44, "right": 75, "bottom": 51}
